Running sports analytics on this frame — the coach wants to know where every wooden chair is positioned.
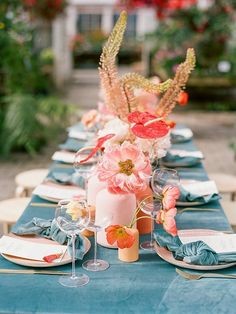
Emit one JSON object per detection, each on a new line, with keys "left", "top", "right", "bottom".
{"left": 221, "top": 200, "right": 236, "bottom": 228}
{"left": 209, "top": 173, "right": 236, "bottom": 201}
{"left": 15, "top": 169, "right": 48, "bottom": 197}
{"left": 0, "top": 197, "right": 31, "bottom": 234}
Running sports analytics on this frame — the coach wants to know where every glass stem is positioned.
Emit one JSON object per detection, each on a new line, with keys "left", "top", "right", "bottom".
{"left": 85, "top": 177, "right": 88, "bottom": 202}
{"left": 71, "top": 233, "right": 76, "bottom": 279}
{"left": 150, "top": 213, "right": 154, "bottom": 246}
{"left": 93, "top": 229, "right": 98, "bottom": 265}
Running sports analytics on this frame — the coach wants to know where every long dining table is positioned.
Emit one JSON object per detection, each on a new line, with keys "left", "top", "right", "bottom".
{"left": 0, "top": 125, "right": 235, "bottom": 314}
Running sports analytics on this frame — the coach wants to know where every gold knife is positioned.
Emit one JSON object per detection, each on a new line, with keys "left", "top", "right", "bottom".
{"left": 0, "top": 269, "right": 70, "bottom": 275}
{"left": 30, "top": 203, "right": 57, "bottom": 207}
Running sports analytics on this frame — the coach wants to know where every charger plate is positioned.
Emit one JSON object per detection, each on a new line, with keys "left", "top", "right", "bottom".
{"left": 33, "top": 181, "right": 85, "bottom": 203}
{"left": 154, "top": 229, "right": 236, "bottom": 270}
{"left": 1, "top": 234, "right": 91, "bottom": 268}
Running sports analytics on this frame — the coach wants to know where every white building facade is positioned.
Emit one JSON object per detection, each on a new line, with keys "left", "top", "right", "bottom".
{"left": 52, "top": 0, "right": 157, "bottom": 86}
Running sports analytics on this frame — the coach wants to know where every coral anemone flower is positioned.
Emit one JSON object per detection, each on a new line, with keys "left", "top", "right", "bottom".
{"left": 128, "top": 111, "right": 169, "bottom": 139}
{"left": 178, "top": 92, "right": 189, "bottom": 106}
{"left": 105, "top": 225, "right": 135, "bottom": 249}
{"left": 156, "top": 208, "right": 178, "bottom": 236}
{"left": 162, "top": 185, "right": 180, "bottom": 210}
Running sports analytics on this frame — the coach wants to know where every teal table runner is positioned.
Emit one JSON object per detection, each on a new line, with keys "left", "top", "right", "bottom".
{"left": 0, "top": 130, "right": 235, "bottom": 314}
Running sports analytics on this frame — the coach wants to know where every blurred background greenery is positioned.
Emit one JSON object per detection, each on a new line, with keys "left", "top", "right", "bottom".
{"left": 0, "top": 1, "right": 72, "bottom": 156}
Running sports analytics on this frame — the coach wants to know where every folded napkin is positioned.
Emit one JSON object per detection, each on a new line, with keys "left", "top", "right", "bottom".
{"left": 46, "top": 172, "right": 85, "bottom": 187}
{"left": 162, "top": 150, "right": 203, "bottom": 166}
{"left": 67, "top": 122, "right": 84, "bottom": 132}
{"left": 13, "top": 218, "right": 86, "bottom": 260}
{"left": 154, "top": 229, "right": 236, "bottom": 266}
{"left": 178, "top": 180, "right": 220, "bottom": 204}
{"left": 171, "top": 128, "right": 193, "bottom": 143}
{"left": 59, "top": 138, "right": 89, "bottom": 152}
{"left": 46, "top": 167, "right": 92, "bottom": 187}
{"left": 52, "top": 151, "right": 96, "bottom": 164}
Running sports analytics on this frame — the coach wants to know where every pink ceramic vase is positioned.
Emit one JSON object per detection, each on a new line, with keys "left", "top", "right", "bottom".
{"left": 96, "top": 188, "right": 137, "bottom": 248}
{"left": 87, "top": 174, "right": 107, "bottom": 206}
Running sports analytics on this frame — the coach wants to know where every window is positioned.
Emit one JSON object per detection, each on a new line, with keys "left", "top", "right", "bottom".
{"left": 77, "top": 14, "right": 102, "bottom": 33}
{"left": 113, "top": 13, "right": 137, "bottom": 38}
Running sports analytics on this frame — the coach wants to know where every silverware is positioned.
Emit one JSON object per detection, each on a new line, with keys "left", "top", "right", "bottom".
{"left": 176, "top": 268, "right": 236, "bottom": 280}
{"left": 30, "top": 203, "right": 57, "bottom": 208}
{"left": 0, "top": 269, "right": 70, "bottom": 275}
{"left": 178, "top": 207, "right": 219, "bottom": 214}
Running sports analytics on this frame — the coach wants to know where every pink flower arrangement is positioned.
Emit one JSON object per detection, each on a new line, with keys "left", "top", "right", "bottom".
{"left": 81, "top": 109, "right": 99, "bottom": 129}
{"left": 156, "top": 207, "right": 178, "bottom": 236}
{"left": 128, "top": 111, "right": 169, "bottom": 139}
{"left": 162, "top": 185, "right": 180, "bottom": 210}
{"left": 97, "top": 141, "right": 151, "bottom": 194}
{"left": 155, "top": 184, "right": 180, "bottom": 236}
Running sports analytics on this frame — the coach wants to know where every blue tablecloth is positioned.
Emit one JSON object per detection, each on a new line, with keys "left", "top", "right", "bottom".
{"left": 0, "top": 131, "right": 235, "bottom": 314}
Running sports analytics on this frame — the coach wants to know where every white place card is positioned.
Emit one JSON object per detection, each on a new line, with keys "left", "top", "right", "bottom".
{"left": 52, "top": 151, "right": 76, "bottom": 164}
{"left": 181, "top": 180, "right": 218, "bottom": 196}
{"left": 33, "top": 184, "right": 85, "bottom": 200}
{"left": 170, "top": 149, "right": 203, "bottom": 159}
{"left": 171, "top": 128, "right": 193, "bottom": 138}
{"left": 68, "top": 130, "right": 94, "bottom": 140}
{"left": 180, "top": 234, "right": 236, "bottom": 254}
{"left": 52, "top": 151, "right": 96, "bottom": 164}
{"left": 0, "top": 236, "right": 67, "bottom": 261}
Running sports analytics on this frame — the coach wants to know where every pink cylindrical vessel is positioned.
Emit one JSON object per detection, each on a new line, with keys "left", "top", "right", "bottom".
{"left": 96, "top": 188, "right": 137, "bottom": 248}
{"left": 87, "top": 174, "right": 107, "bottom": 206}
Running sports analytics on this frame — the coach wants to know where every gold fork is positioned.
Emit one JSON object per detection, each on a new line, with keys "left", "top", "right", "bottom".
{"left": 178, "top": 207, "right": 219, "bottom": 214}
{"left": 176, "top": 268, "right": 236, "bottom": 280}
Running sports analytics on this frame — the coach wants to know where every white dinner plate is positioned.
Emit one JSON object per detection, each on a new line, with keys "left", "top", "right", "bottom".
{"left": 154, "top": 229, "right": 236, "bottom": 270}
{"left": 1, "top": 234, "right": 91, "bottom": 268}
{"left": 33, "top": 181, "right": 85, "bottom": 203}
{"left": 162, "top": 161, "right": 201, "bottom": 168}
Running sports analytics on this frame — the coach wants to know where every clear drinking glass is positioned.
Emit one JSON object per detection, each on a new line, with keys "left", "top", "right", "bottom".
{"left": 151, "top": 168, "right": 180, "bottom": 197}
{"left": 139, "top": 198, "right": 162, "bottom": 251}
{"left": 74, "top": 147, "right": 97, "bottom": 199}
{"left": 55, "top": 199, "right": 89, "bottom": 288}
{"left": 140, "top": 168, "right": 180, "bottom": 251}
{"left": 82, "top": 205, "right": 111, "bottom": 272}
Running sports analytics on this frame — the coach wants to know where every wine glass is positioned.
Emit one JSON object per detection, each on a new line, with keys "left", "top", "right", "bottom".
{"left": 151, "top": 168, "right": 180, "bottom": 197}
{"left": 74, "top": 147, "right": 98, "bottom": 199}
{"left": 55, "top": 199, "right": 89, "bottom": 288}
{"left": 139, "top": 197, "right": 162, "bottom": 251}
{"left": 140, "top": 168, "right": 180, "bottom": 251}
{"left": 82, "top": 205, "right": 111, "bottom": 272}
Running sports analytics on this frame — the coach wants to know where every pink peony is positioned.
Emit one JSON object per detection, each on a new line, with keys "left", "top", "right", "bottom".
{"left": 156, "top": 208, "right": 178, "bottom": 236}
{"left": 97, "top": 141, "right": 151, "bottom": 194}
{"left": 162, "top": 185, "right": 180, "bottom": 210}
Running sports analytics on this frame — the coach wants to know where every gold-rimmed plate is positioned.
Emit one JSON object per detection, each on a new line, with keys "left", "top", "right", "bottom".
{"left": 155, "top": 229, "right": 236, "bottom": 270}
{"left": 1, "top": 234, "right": 91, "bottom": 268}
